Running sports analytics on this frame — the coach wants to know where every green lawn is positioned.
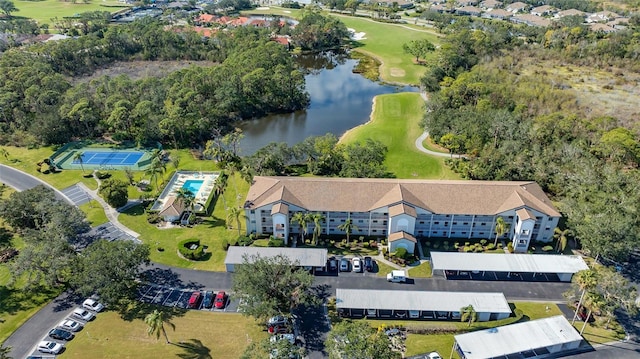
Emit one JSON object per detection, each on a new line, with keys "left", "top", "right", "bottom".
{"left": 408, "top": 261, "right": 432, "bottom": 278}
{"left": 12, "top": 0, "right": 128, "bottom": 25}
{"left": 78, "top": 200, "right": 108, "bottom": 226}
{"left": 375, "top": 260, "right": 396, "bottom": 278}
{"left": 340, "top": 93, "right": 459, "bottom": 180}
{"left": 336, "top": 15, "right": 441, "bottom": 85}
{"left": 62, "top": 310, "right": 266, "bottom": 359}
{"left": 405, "top": 333, "right": 456, "bottom": 358}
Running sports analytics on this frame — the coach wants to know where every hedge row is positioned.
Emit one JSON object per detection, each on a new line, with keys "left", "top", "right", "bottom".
{"left": 178, "top": 238, "right": 205, "bottom": 260}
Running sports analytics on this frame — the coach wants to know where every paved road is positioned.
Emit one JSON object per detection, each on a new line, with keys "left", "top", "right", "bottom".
{"left": 0, "top": 164, "right": 73, "bottom": 204}
{"left": 563, "top": 341, "right": 640, "bottom": 359}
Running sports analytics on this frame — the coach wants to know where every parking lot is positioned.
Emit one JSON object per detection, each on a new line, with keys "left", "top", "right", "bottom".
{"left": 315, "top": 255, "right": 381, "bottom": 278}
{"left": 136, "top": 283, "right": 238, "bottom": 312}
{"left": 443, "top": 270, "right": 561, "bottom": 282}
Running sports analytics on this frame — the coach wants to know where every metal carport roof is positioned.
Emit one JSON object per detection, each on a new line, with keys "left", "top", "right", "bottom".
{"left": 224, "top": 246, "right": 328, "bottom": 267}
{"left": 431, "top": 252, "right": 588, "bottom": 274}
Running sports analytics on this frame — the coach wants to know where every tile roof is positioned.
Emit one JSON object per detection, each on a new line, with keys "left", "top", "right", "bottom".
{"left": 388, "top": 231, "right": 417, "bottom": 243}
{"left": 515, "top": 208, "right": 535, "bottom": 220}
{"left": 271, "top": 202, "right": 289, "bottom": 215}
{"left": 245, "top": 177, "right": 561, "bottom": 217}
{"left": 159, "top": 196, "right": 184, "bottom": 217}
{"left": 388, "top": 203, "right": 417, "bottom": 217}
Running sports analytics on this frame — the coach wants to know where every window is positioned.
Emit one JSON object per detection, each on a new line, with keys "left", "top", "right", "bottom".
{"left": 330, "top": 219, "right": 335, "bottom": 222}
{"left": 508, "top": 216, "right": 514, "bottom": 219}
{"left": 434, "top": 221, "right": 440, "bottom": 225}
{"left": 383, "top": 221, "right": 388, "bottom": 225}
{"left": 419, "top": 221, "right": 424, "bottom": 224}
{"left": 479, "top": 232, "right": 484, "bottom": 235}
{"left": 383, "top": 213, "right": 388, "bottom": 216}
{"left": 444, "top": 222, "right": 449, "bottom": 226}
{"left": 549, "top": 218, "right": 554, "bottom": 221}
{"left": 251, "top": 220, "right": 255, "bottom": 223}
{"left": 519, "top": 239, "right": 526, "bottom": 244}
{"left": 522, "top": 229, "right": 530, "bottom": 235}
{"left": 452, "top": 222, "right": 458, "bottom": 225}
{"left": 463, "top": 222, "right": 469, "bottom": 225}
{"left": 359, "top": 220, "right": 364, "bottom": 223}
{"left": 462, "top": 232, "right": 467, "bottom": 235}
{"left": 481, "top": 222, "right": 486, "bottom": 226}
{"left": 433, "top": 231, "right": 438, "bottom": 234}
{"left": 261, "top": 218, "right": 266, "bottom": 223}
{"left": 445, "top": 215, "right": 450, "bottom": 218}
{"left": 373, "top": 230, "right": 377, "bottom": 233}
{"left": 545, "top": 227, "right": 551, "bottom": 231}
{"left": 250, "top": 210, "right": 255, "bottom": 214}
{"left": 451, "top": 232, "right": 456, "bottom": 235}
{"left": 373, "top": 220, "right": 378, "bottom": 223}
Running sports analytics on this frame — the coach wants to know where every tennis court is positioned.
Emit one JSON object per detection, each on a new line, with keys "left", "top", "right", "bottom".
{"left": 52, "top": 146, "right": 153, "bottom": 171}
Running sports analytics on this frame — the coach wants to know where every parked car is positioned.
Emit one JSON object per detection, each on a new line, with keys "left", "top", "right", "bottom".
{"left": 574, "top": 302, "right": 595, "bottom": 322}
{"left": 364, "top": 256, "right": 373, "bottom": 272}
{"left": 339, "top": 258, "right": 350, "bottom": 272}
{"left": 37, "top": 341, "right": 63, "bottom": 354}
{"left": 328, "top": 258, "right": 338, "bottom": 271}
{"left": 72, "top": 307, "right": 95, "bottom": 321}
{"left": 351, "top": 257, "right": 362, "bottom": 273}
{"left": 268, "top": 325, "right": 291, "bottom": 334}
{"left": 188, "top": 291, "right": 202, "bottom": 309}
{"left": 48, "top": 328, "right": 74, "bottom": 341}
{"left": 267, "top": 315, "right": 289, "bottom": 327}
{"left": 82, "top": 298, "right": 104, "bottom": 312}
{"left": 214, "top": 291, "right": 226, "bottom": 309}
{"left": 386, "top": 270, "right": 408, "bottom": 283}
{"left": 202, "top": 291, "right": 214, "bottom": 309}
{"left": 270, "top": 333, "right": 296, "bottom": 344}
{"left": 59, "top": 318, "right": 83, "bottom": 332}
{"left": 426, "top": 352, "right": 442, "bottom": 359}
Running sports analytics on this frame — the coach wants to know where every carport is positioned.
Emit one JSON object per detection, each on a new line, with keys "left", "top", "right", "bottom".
{"left": 454, "top": 315, "right": 583, "bottom": 359}
{"left": 431, "top": 252, "right": 589, "bottom": 282}
{"left": 224, "top": 247, "right": 328, "bottom": 272}
{"left": 335, "top": 289, "right": 511, "bottom": 321}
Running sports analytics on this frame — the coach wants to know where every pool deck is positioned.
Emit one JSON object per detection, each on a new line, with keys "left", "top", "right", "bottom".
{"left": 151, "top": 171, "right": 219, "bottom": 213}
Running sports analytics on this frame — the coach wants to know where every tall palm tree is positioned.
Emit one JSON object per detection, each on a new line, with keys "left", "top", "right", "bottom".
{"left": 144, "top": 309, "right": 175, "bottom": 344}
{"left": 554, "top": 227, "right": 572, "bottom": 253}
{"left": 572, "top": 269, "right": 598, "bottom": 324}
{"left": 146, "top": 157, "right": 166, "bottom": 191}
{"left": 460, "top": 304, "right": 477, "bottom": 327}
{"left": 213, "top": 174, "right": 228, "bottom": 209}
{"left": 493, "top": 217, "right": 510, "bottom": 247}
{"left": 311, "top": 212, "right": 325, "bottom": 245}
{"left": 74, "top": 151, "right": 85, "bottom": 174}
{"left": 338, "top": 216, "right": 359, "bottom": 245}
{"left": 226, "top": 206, "right": 244, "bottom": 236}
{"left": 580, "top": 292, "right": 605, "bottom": 335}
{"left": 290, "top": 212, "right": 309, "bottom": 243}
{"left": 174, "top": 188, "right": 195, "bottom": 214}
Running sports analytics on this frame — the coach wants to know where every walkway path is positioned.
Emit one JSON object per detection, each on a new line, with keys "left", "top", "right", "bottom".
{"left": 77, "top": 181, "right": 140, "bottom": 238}
{"left": 415, "top": 132, "right": 467, "bottom": 159}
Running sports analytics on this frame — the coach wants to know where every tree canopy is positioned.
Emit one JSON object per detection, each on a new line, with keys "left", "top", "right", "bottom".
{"left": 325, "top": 320, "right": 399, "bottom": 359}
{"left": 232, "top": 254, "right": 316, "bottom": 320}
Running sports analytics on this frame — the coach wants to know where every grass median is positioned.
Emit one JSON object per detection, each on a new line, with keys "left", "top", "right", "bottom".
{"left": 339, "top": 92, "right": 459, "bottom": 180}
{"left": 14, "top": 0, "right": 128, "bottom": 25}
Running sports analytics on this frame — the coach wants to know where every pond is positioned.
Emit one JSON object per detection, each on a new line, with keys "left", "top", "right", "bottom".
{"left": 238, "top": 51, "right": 419, "bottom": 155}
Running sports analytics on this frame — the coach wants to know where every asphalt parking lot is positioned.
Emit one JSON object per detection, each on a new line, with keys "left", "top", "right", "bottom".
{"left": 137, "top": 283, "right": 238, "bottom": 312}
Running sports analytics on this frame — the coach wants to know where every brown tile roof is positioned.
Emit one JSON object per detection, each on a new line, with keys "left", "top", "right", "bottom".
{"left": 389, "top": 203, "right": 417, "bottom": 217}
{"left": 555, "top": 9, "right": 585, "bottom": 18}
{"left": 159, "top": 196, "right": 185, "bottom": 217}
{"left": 245, "top": 177, "right": 560, "bottom": 217}
{"left": 516, "top": 208, "right": 535, "bottom": 220}
{"left": 197, "top": 14, "right": 216, "bottom": 23}
{"left": 389, "top": 231, "right": 417, "bottom": 243}
{"left": 271, "top": 202, "right": 289, "bottom": 215}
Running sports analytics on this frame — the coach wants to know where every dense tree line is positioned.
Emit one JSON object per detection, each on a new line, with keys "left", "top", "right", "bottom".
{"left": 0, "top": 22, "right": 309, "bottom": 147}
{"left": 420, "top": 22, "right": 640, "bottom": 261}
{"left": 291, "top": 10, "right": 350, "bottom": 51}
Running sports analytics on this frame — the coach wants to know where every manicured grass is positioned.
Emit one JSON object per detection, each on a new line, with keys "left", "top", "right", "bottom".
{"left": 405, "top": 333, "right": 456, "bottom": 358}
{"left": 340, "top": 93, "right": 459, "bottom": 180}
{"left": 375, "top": 260, "right": 396, "bottom": 278}
{"left": 119, "top": 171, "right": 250, "bottom": 271}
{"left": 12, "top": 0, "right": 128, "bottom": 25}
{"left": 408, "top": 261, "right": 432, "bottom": 278}
{"left": 336, "top": 15, "right": 441, "bottom": 85}
{"left": 62, "top": 310, "right": 266, "bottom": 359}
{"left": 78, "top": 200, "right": 109, "bottom": 226}
{"left": 574, "top": 322, "right": 626, "bottom": 344}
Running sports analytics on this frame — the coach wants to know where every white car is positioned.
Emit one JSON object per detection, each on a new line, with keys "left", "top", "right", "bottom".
{"left": 59, "top": 318, "right": 83, "bottom": 332}
{"left": 72, "top": 307, "right": 95, "bottom": 321}
{"left": 269, "top": 333, "right": 296, "bottom": 344}
{"left": 426, "top": 352, "right": 442, "bottom": 359}
{"left": 83, "top": 298, "right": 104, "bottom": 312}
{"left": 38, "top": 340, "right": 64, "bottom": 354}
{"left": 351, "top": 257, "right": 362, "bottom": 273}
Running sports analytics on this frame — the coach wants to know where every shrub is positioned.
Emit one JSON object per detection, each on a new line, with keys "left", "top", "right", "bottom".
{"left": 486, "top": 243, "right": 495, "bottom": 250}
{"left": 229, "top": 238, "right": 238, "bottom": 246}
{"left": 268, "top": 238, "right": 285, "bottom": 247}
{"left": 305, "top": 239, "right": 311, "bottom": 245}
{"left": 380, "top": 239, "right": 386, "bottom": 246}
{"left": 394, "top": 247, "right": 408, "bottom": 259}
{"left": 147, "top": 213, "right": 161, "bottom": 224}
{"left": 382, "top": 247, "right": 388, "bottom": 257}
{"left": 222, "top": 239, "right": 229, "bottom": 251}
{"left": 464, "top": 242, "right": 470, "bottom": 246}
{"left": 99, "top": 178, "right": 128, "bottom": 208}
{"left": 480, "top": 239, "right": 487, "bottom": 245}
{"left": 542, "top": 245, "right": 554, "bottom": 252}
{"left": 432, "top": 243, "right": 439, "bottom": 249}
{"left": 474, "top": 246, "right": 483, "bottom": 252}
{"left": 330, "top": 240, "right": 335, "bottom": 247}
{"left": 363, "top": 242, "right": 370, "bottom": 248}
{"left": 178, "top": 238, "right": 205, "bottom": 260}
{"left": 95, "top": 170, "right": 111, "bottom": 179}
{"left": 237, "top": 236, "right": 253, "bottom": 246}
{"left": 463, "top": 246, "right": 472, "bottom": 252}
{"left": 454, "top": 242, "right": 460, "bottom": 249}
{"left": 507, "top": 242, "right": 514, "bottom": 253}
{"left": 425, "top": 241, "right": 431, "bottom": 247}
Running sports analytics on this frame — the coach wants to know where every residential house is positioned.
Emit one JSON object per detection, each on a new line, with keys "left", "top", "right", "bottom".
{"left": 195, "top": 13, "right": 216, "bottom": 25}
{"left": 589, "top": 23, "right": 617, "bottom": 33}
{"left": 243, "top": 177, "right": 561, "bottom": 252}
{"left": 607, "top": 17, "right": 630, "bottom": 30}
{"left": 193, "top": 26, "right": 216, "bottom": 38}
{"left": 456, "top": 6, "right": 482, "bottom": 16}
{"left": 482, "top": 8, "right": 512, "bottom": 20}
{"left": 587, "top": 11, "right": 620, "bottom": 23}
{"left": 479, "top": 0, "right": 501, "bottom": 10}
{"left": 512, "top": 13, "right": 551, "bottom": 27}
{"left": 505, "top": 1, "right": 527, "bottom": 13}
{"left": 456, "top": 0, "right": 478, "bottom": 6}
{"left": 554, "top": 9, "right": 585, "bottom": 19}
{"left": 530, "top": 5, "right": 553, "bottom": 16}
{"left": 158, "top": 196, "right": 185, "bottom": 222}
{"left": 378, "top": 0, "right": 415, "bottom": 9}
{"left": 429, "top": 3, "right": 449, "bottom": 13}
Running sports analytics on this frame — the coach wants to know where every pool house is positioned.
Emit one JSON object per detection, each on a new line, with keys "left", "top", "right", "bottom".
{"left": 151, "top": 171, "right": 220, "bottom": 222}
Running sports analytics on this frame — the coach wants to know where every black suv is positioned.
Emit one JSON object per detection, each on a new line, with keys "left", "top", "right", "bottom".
{"left": 202, "top": 291, "right": 214, "bottom": 309}
{"left": 364, "top": 256, "right": 374, "bottom": 272}
{"left": 48, "top": 328, "right": 74, "bottom": 341}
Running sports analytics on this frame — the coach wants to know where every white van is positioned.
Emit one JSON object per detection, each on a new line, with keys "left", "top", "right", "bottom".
{"left": 386, "top": 270, "right": 407, "bottom": 283}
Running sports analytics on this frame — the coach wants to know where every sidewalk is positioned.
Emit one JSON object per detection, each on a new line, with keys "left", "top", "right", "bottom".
{"left": 77, "top": 181, "right": 140, "bottom": 238}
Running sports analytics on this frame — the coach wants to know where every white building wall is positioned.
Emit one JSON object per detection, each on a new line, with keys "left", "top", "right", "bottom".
{"left": 272, "top": 212, "right": 288, "bottom": 241}
{"left": 513, "top": 217, "right": 535, "bottom": 253}
{"left": 389, "top": 213, "right": 416, "bottom": 234}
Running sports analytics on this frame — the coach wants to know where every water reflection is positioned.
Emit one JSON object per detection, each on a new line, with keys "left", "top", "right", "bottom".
{"left": 238, "top": 51, "right": 419, "bottom": 155}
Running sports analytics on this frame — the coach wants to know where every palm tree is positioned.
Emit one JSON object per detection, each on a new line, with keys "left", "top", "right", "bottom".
{"left": 0, "top": 147, "right": 9, "bottom": 161}
{"left": 311, "top": 212, "right": 325, "bottom": 245}
{"left": 213, "top": 174, "right": 228, "bottom": 209}
{"left": 0, "top": 345, "right": 12, "bottom": 359}
{"left": 580, "top": 292, "right": 605, "bottom": 335}
{"left": 338, "top": 216, "right": 359, "bottom": 245}
{"left": 572, "top": 269, "right": 598, "bottom": 324}
{"left": 74, "top": 151, "right": 85, "bottom": 174}
{"left": 554, "top": 227, "right": 572, "bottom": 253}
{"left": 227, "top": 206, "right": 244, "bottom": 236}
{"left": 460, "top": 304, "right": 477, "bottom": 327}
{"left": 144, "top": 309, "right": 175, "bottom": 344}
{"left": 493, "top": 217, "right": 510, "bottom": 247}
{"left": 146, "top": 157, "right": 166, "bottom": 191}
{"left": 174, "top": 188, "right": 195, "bottom": 214}
{"left": 290, "top": 212, "right": 309, "bottom": 244}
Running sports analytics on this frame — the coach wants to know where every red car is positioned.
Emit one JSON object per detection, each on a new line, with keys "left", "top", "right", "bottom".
{"left": 188, "top": 291, "right": 202, "bottom": 309}
{"left": 214, "top": 291, "right": 226, "bottom": 309}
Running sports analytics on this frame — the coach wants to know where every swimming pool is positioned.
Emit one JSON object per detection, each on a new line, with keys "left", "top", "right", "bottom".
{"left": 182, "top": 180, "right": 204, "bottom": 194}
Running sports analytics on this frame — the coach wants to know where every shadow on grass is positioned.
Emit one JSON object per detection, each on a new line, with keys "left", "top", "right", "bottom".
{"left": 0, "top": 284, "right": 64, "bottom": 315}
{"left": 173, "top": 338, "right": 212, "bottom": 359}
{"left": 201, "top": 216, "right": 225, "bottom": 228}
{"left": 124, "top": 205, "right": 145, "bottom": 216}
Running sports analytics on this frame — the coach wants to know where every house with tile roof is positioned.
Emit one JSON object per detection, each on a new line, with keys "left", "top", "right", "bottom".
{"left": 479, "top": 0, "right": 501, "bottom": 10}
{"left": 243, "top": 177, "right": 561, "bottom": 252}
{"left": 505, "top": 1, "right": 527, "bottom": 13}
{"left": 554, "top": 9, "right": 585, "bottom": 19}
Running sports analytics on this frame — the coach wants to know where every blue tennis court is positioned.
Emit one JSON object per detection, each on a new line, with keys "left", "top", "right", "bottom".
{"left": 73, "top": 151, "right": 144, "bottom": 166}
